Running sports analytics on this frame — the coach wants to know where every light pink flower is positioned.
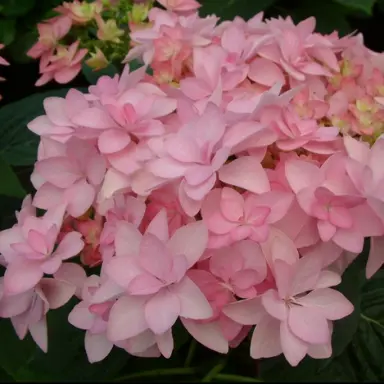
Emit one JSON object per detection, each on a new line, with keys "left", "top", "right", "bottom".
{"left": 156, "top": 0, "right": 201, "bottom": 13}
{"left": 202, "top": 186, "right": 293, "bottom": 248}
{"left": 0, "top": 204, "right": 84, "bottom": 295}
{"left": 0, "top": 269, "right": 81, "bottom": 352}
{"left": 92, "top": 210, "right": 212, "bottom": 349}
{"left": 224, "top": 254, "right": 353, "bottom": 366}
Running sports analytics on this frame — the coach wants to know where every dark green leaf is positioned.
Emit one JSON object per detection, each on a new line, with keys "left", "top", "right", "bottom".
{"left": 82, "top": 62, "right": 119, "bottom": 85}
{"left": 0, "top": 88, "right": 83, "bottom": 166}
{"left": 0, "top": 0, "right": 36, "bottom": 16}
{"left": 7, "top": 31, "right": 37, "bottom": 64}
{"left": 0, "top": 156, "right": 25, "bottom": 198}
{"left": 199, "top": 0, "right": 277, "bottom": 20}
{"left": 0, "top": 19, "right": 16, "bottom": 45}
{"left": 333, "top": 0, "right": 377, "bottom": 14}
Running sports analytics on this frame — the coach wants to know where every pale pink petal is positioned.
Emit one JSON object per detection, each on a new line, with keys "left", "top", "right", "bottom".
{"left": 29, "top": 317, "right": 48, "bottom": 352}
{"left": 261, "top": 290, "right": 288, "bottom": 320}
{"left": 128, "top": 273, "right": 164, "bottom": 295}
{"left": 85, "top": 331, "right": 113, "bottom": 363}
{"left": 39, "top": 278, "right": 76, "bottom": 309}
{"left": 98, "top": 129, "right": 131, "bottom": 154}
{"left": 314, "top": 270, "right": 341, "bottom": 289}
{"left": 332, "top": 229, "right": 364, "bottom": 253}
{"left": 250, "top": 316, "right": 282, "bottom": 359}
{"left": 222, "top": 297, "right": 265, "bottom": 325}
{"left": 54, "top": 231, "right": 84, "bottom": 260}
{"left": 68, "top": 302, "right": 95, "bottom": 330}
{"left": 285, "top": 159, "right": 321, "bottom": 193}
{"left": 145, "top": 209, "right": 169, "bottom": 242}
{"left": 4, "top": 260, "right": 44, "bottom": 295}
{"left": 145, "top": 290, "right": 180, "bottom": 334}
{"left": 280, "top": 321, "right": 308, "bottom": 367}
{"left": 181, "top": 318, "right": 229, "bottom": 354}
{"left": 249, "top": 58, "right": 285, "bottom": 87}
{"left": 72, "top": 108, "right": 117, "bottom": 129}
{"left": 65, "top": 180, "right": 95, "bottom": 218}
{"left": 366, "top": 236, "right": 384, "bottom": 278}
{"left": 296, "top": 288, "right": 354, "bottom": 320}
{"left": 155, "top": 329, "right": 174, "bottom": 358}
{"left": 115, "top": 222, "right": 142, "bottom": 257}
{"left": 54, "top": 263, "right": 87, "bottom": 298}
{"left": 107, "top": 295, "right": 148, "bottom": 341}
{"left": 168, "top": 221, "right": 208, "bottom": 268}
{"left": 317, "top": 220, "right": 336, "bottom": 242}
{"left": 219, "top": 157, "right": 270, "bottom": 194}
{"left": 172, "top": 277, "right": 213, "bottom": 320}
{"left": 288, "top": 305, "right": 329, "bottom": 344}
{"left": 0, "top": 290, "right": 34, "bottom": 318}
{"left": 307, "top": 342, "right": 332, "bottom": 359}
{"left": 105, "top": 256, "right": 142, "bottom": 289}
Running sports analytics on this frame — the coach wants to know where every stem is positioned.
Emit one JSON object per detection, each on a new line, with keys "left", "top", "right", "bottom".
{"left": 201, "top": 361, "right": 227, "bottom": 383}
{"left": 184, "top": 339, "right": 197, "bottom": 367}
{"left": 113, "top": 367, "right": 198, "bottom": 382}
{"left": 214, "top": 374, "right": 263, "bottom": 382}
{"left": 361, "top": 313, "right": 384, "bottom": 330}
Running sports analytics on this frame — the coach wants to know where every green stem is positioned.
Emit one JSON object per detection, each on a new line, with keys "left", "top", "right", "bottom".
{"left": 214, "top": 374, "right": 263, "bottom": 382}
{"left": 361, "top": 313, "right": 384, "bottom": 330}
{"left": 184, "top": 339, "right": 197, "bottom": 367}
{"left": 201, "top": 361, "right": 227, "bottom": 383}
{"left": 113, "top": 367, "right": 198, "bottom": 382}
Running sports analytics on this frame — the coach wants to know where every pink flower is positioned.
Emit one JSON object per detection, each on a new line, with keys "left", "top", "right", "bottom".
{"left": 0, "top": 204, "right": 84, "bottom": 295}
{"left": 0, "top": 269, "right": 82, "bottom": 352}
{"left": 92, "top": 210, "right": 212, "bottom": 349}
{"left": 32, "top": 138, "right": 106, "bottom": 217}
{"left": 36, "top": 41, "right": 88, "bottom": 86}
{"left": 27, "top": 16, "right": 72, "bottom": 59}
{"left": 202, "top": 186, "right": 293, "bottom": 248}
{"left": 224, "top": 254, "right": 353, "bottom": 366}
{"left": 68, "top": 274, "right": 115, "bottom": 363}
{"left": 55, "top": 1, "right": 103, "bottom": 24}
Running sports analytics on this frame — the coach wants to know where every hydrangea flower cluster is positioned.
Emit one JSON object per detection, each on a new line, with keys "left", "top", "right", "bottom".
{"left": 2, "top": 0, "right": 384, "bottom": 368}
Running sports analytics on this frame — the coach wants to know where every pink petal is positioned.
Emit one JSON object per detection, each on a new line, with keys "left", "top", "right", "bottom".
{"left": 4, "top": 260, "right": 44, "bottom": 295}
{"left": 261, "top": 290, "right": 287, "bottom": 320}
{"left": 314, "top": 270, "right": 341, "bottom": 289}
{"left": 220, "top": 187, "right": 244, "bottom": 222}
{"left": 288, "top": 305, "right": 329, "bottom": 344}
{"left": 29, "top": 317, "right": 48, "bottom": 352}
{"left": 165, "top": 136, "right": 201, "bottom": 163}
{"left": 39, "top": 278, "right": 76, "bottom": 309}
{"left": 280, "top": 321, "right": 308, "bottom": 367}
{"left": 98, "top": 129, "right": 131, "bottom": 154}
{"left": 139, "top": 234, "right": 172, "bottom": 280}
{"left": 43, "top": 97, "right": 71, "bottom": 126}
{"left": 107, "top": 295, "right": 148, "bottom": 341}
{"left": 54, "top": 262, "right": 87, "bottom": 298}
{"left": 249, "top": 58, "right": 285, "bottom": 87}
{"left": 168, "top": 221, "right": 208, "bottom": 268}
{"left": 54, "top": 231, "right": 84, "bottom": 260}
{"left": 115, "top": 222, "right": 142, "bottom": 257}
{"left": 65, "top": 180, "right": 95, "bottom": 218}
{"left": 145, "top": 209, "right": 169, "bottom": 242}
{"left": 285, "top": 159, "right": 321, "bottom": 193}
{"left": 72, "top": 108, "right": 117, "bottom": 129}
{"left": 222, "top": 297, "right": 265, "bottom": 325}
{"left": 128, "top": 273, "right": 164, "bottom": 295}
{"left": 366, "top": 236, "right": 384, "bottom": 279}
{"left": 250, "top": 316, "right": 282, "bottom": 359}
{"left": 297, "top": 288, "right": 353, "bottom": 320}
{"left": 219, "top": 157, "right": 270, "bottom": 194}
{"left": 0, "top": 290, "right": 34, "bottom": 318}
{"left": 172, "top": 277, "right": 213, "bottom": 320}
{"left": 105, "top": 256, "right": 142, "bottom": 289}
{"left": 85, "top": 331, "right": 113, "bottom": 363}
{"left": 181, "top": 318, "right": 229, "bottom": 354}
{"left": 317, "top": 220, "right": 337, "bottom": 242}
{"left": 145, "top": 289, "right": 180, "bottom": 334}
{"left": 68, "top": 302, "right": 95, "bottom": 330}
{"left": 332, "top": 229, "right": 364, "bottom": 253}
{"left": 54, "top": 65, "right": 82, "bottom": 84}
{"left": 155, "top": 329, "right": 174, "bottom": 358}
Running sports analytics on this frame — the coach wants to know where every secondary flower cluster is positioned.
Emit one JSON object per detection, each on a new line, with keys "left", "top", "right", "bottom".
{"left": 27, "top": 0, "right": 138, "bottom": 86}
{"left": 2, "top": 0, "right": 384, "bottom": 368}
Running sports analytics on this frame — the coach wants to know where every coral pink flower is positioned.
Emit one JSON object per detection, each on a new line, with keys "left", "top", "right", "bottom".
{"left": 36, "top": 41, "right": 88, "bottom": 86}
{"left": 55, "top": 1, "right": 102, "bottom": 24}
{"left": 0, "top": 269, "right": 82, "bottom": 352}
{"left": 27, "top": 16, "right": 72, "bottom": 59}
{"left": 224, "top": 254, "right": 353, "bottom": 366}
{"left": 0, "top": 203, "right": 84, "bottom": 296}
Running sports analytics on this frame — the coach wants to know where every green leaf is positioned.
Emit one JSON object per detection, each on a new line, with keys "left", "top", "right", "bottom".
{"left": 82, "top": 62, "right": 119, "bottom": 85}
{"left": 7, "top": 31, "right": 37, "bottom": 63}
{"left": 0, "top": 156, "right": 25, "bottom": 198}
{"left": 199, "top": 0, "right": 277, "bottom": 20}
{"left": 333, "top": 0, "right": 377, "bottom": 14}
{"left": 0, "top": 19, "right": 16, "bottom": 45}
{"left": 0, "top": 0, "right": 36, "bottom": 16}
{"left": 0, "top": 88, "right": 84, "bottom": 166}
